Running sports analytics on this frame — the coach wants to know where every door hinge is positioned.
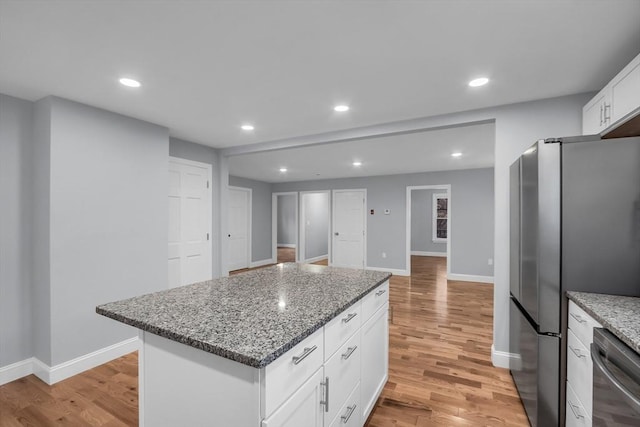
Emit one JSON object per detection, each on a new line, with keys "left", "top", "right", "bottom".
{"left": 206, "top": 233, "right": 210, "bottom": 240}
{"left": 206, "top": 180, "right": 210, "bottom": 188}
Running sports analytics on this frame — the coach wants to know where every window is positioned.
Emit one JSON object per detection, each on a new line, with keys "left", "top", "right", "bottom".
{"left": 432, "top": 193, "right": 448, "bottom": 242}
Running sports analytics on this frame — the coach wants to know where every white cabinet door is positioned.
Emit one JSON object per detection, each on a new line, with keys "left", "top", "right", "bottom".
{"left": 262, "top": 368, "right": 325, "bottom": 427}
{"left": 582, "top": 89, "right": 611, "bottom": 135}
{"left": 610, "top": 53, "right": 640, "bottom": 124}
{"left": 360, "top": 303, "right": 389, "bottom": 421}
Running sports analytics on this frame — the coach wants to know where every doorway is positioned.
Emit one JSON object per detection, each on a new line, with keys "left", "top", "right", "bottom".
{"left": 406, "top": 185, "right": 451, "bottom": 276}
{"left": 272, "top": 192, "right": 298, "bottom": 263}
{"left": 228, "top": 186, "right": 252, "bottom": 271}
{"left": 168, "top": 157, "right": 212, "bottom": 288}
{"left": 332, "top": 189, "right": 366, "bottom": 269}
{"left": 299, "top": 191, "right": 330, "bottom": 263}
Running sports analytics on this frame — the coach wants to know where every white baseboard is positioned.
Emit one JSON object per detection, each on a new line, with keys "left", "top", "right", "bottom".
{"left": 277, "top": 244, "right": 296, "bottom": 248}
{"left": 1, "top": 337, "right": 140, "bottom": 386}
{"left": 410, "top": 251, "right": 447, "bottom": 257}
{"left": 365, "top": 265, "right": 410, "bottom": 276}
{"left": 0, "top": 357, "right": 35, "bottom": 386}
{"left": 302, "top": 255, "right": 328, "bottom": 264}
{"left": 491, "top": 344, "right": 519, "bottom": 369}
{"left": 447, "top": 273, "right": 494, "bottom": 284}
{"left": 250, "top": 258, "right": 274, "bottom": 268}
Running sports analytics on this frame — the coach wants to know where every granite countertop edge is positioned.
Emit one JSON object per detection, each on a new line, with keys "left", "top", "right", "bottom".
{"left": 97, "top": 273, "right": 390, "bottom": 368}
{"left": 566, "top": 291, "right": 640, "bottom": 354}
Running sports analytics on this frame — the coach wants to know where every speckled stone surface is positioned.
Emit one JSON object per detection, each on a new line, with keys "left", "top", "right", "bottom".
{"left": 567, "top": 291, "right": 640, "bottom": 353}
{"left": 97, "top": 263, "right": 390, "bottom": 368}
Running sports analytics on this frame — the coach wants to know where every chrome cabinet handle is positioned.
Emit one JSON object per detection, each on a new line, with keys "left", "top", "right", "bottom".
{"left": 600, "top": 104, "right": 604, "bottom": 126}
{"left": 569, "top": 345, "right": 586, "bottom": 359}
{"left": 568, "top": 400, "right": 584, "bottom": 419}
{"left": 341, "top": 404, "right": 357, "bottom": 423}
{"left": 375, "top": 289, "right": 386, "bottom": 296}
{"left": 342, "top": 313, "right": 357, "bottom": 323}
{"left": 320, "top": 377, "right": 329, "bottom": 412}
{"left": 292, "top": 345, "right": 317, "bottom": 365}
{"left": 569, "top": 312, "right": 586, "bottom": 323}
{"left": 341, "top": 345, "right": 358, "bottom": 360}
{"left": 604, "top": 102, "right": 611, "bottom": 123}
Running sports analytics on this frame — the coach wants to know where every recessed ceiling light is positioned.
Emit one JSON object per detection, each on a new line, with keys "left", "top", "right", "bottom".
{"left": 241, "top": 124, "right": 254, "bottom": 131}
{"left": 334, "top": 105, "right": 350, "bottom": 112}
{"left": 279, "top": 167, "right": 287, "bottom": 173}
{"left": 352, "top": 161, "right": 362, "bottom": 167}
{"left": 119, "top": 78, "right": 141, "bottom": 88}
{"left": 451, "top": 152, "right": 463, "bottom": 158}
{"left": 468, "top": 77, "right": 489, "bottom": 87}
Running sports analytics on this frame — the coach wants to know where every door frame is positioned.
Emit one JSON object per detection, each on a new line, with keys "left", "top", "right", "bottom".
{"left": 228, "top": 186, "right": 252, "bottom": 271}
{"left": 299, "top": 190, "right": 331, "bottom": 263}
{"left": 405, "top": 184, "right": 451, "bottom": 277}
{"left": 331, "top": 189, "right": 367, "bottom": 268}
{"left": 272, "top": 192, "right": 299, "bottom": 264}
{"left": 168, "top": 156, "right": 213, "bottom": 285}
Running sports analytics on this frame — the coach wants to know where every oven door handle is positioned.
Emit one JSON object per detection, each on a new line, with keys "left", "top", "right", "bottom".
{"left": 591, "top": 344, "right": 640, "bottom": 412}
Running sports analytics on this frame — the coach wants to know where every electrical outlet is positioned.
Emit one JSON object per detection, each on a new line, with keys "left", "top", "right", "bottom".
{"left": 382, "top": 252, "right": 387, "bottom": 258}
{"left": 488, "top": 258, "right": 493, "bottom": 265}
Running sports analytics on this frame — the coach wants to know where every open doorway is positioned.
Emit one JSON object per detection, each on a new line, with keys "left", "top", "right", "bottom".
{"left": 299, "top": 190, "right": 330, "bottom": 264}
{"left": 406, "top": 185, "right": 451, "bottom": 276}
{"left": 272, "top": 192, "right": 298, "bottom": 263}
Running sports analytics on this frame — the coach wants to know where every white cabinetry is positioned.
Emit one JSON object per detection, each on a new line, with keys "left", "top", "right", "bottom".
{"left": 583, "top": 52, "right": 640, "bottom": 137}
{"left": 263, "top": 368, "right": 325, "bottom": 427}
{"left": 566, "top": 301, "right": 602, "bottom": 427}
{"left": 361, "top": 302, "right": 389, "bottom": 421}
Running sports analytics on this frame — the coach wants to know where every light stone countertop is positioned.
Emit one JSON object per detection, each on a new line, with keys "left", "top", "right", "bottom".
{"left": 566, "top": 291, "right": 640, "bottom": 353}
{"left": 97, "top": 263, "right": 391, "bottom": 368}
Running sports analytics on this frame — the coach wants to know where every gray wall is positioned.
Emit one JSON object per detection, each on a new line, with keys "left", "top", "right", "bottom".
{"left": 229, "top": 175, "right": 272, "bottom": 263}
{"left": 302, "top": 192, "right": 329, "bottom": 259}
{"left": 35, "top": 96, "right": 169, "bottom": 366}
{"left": 411, "top": 189, "right": 447, "bottom": 254}
{"left": 169, "top": 137, "right": 222, "bottom": 278}
{"left": 273, "top": 167, "right": 494, "bottom": 276}
{"left": 277, "top": 194, "right": 296, "bottom": 246}
{"left": 0, "top": 94, "right": 34, "bottom": 366}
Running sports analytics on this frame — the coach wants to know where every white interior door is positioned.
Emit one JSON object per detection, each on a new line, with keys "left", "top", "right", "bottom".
{"left": 168, "top": 158, "right": 212, "bottom": 288}
{"left": 228, "top": 187, "right": 251, "bottom": 271}
{"left": 332, "top": 189, "right": 366, "bottom": 269}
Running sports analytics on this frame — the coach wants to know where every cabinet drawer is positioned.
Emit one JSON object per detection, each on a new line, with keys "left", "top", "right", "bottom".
{"left": 362, "top": 281, "right": 389, "bottom": 321}
{"left": 568, "top": 301, "right": 601, "bottom": 346}
{"left": 324, "top": 302, "right": 361, "bottom": 360}
{"left": 566, "top": 380, "right": 592, "bottom": 427}
{"left": 567, "top": 329, "right": 594, "bottom": 417}
{"left": 324, "top": 331, "right": 361, "bottom": 425}
{"left": 262, "top": 328, "right": 324, "bottom": 418}
{"left": 328, "top": 382, "right": 361, "bottom": 427}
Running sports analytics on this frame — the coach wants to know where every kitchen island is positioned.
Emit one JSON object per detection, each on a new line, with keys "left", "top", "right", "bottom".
{"left": 97, "top": 263, "right": 391, "bottom": 427}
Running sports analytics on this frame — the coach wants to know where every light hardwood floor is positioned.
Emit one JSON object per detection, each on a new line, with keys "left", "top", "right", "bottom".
{"left": 0, "top": 256, "right": 527, "bottom": 426}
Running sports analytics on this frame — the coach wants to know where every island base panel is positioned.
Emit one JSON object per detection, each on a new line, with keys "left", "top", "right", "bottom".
{"left": 141, "top": 332, "right": 261, "bottom": 427}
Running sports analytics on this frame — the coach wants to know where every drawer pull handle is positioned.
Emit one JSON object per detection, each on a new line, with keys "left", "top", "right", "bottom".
{"left": 342, "top": 345, "right": 358, "bottom": 360}
{"left": 569, "top": 345, "right": 586, "bottom": 359}
{"left": 320, "top": 377, "right": 329, "bottom": 412}
{"left": 375, "top": 289, "right": 386, "bottom": 297}
{"left": 568, "top": 400, "right": 584, "bottom": 419}
{"left": 570, "top": 312, "right": 586, "bottom": 323}
{"left": 341, "top": 404, "right": 357, "bottom": 423}
{"left": 342, "top": 313, "right": 357, "bottom": 323}
{"left": 292, "top": 345, "right": 317, "bottom": 365}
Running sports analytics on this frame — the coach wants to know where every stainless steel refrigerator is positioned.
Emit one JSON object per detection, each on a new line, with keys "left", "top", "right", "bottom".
{"left": 509, "top": 135, "right": 640, "bottom": 426}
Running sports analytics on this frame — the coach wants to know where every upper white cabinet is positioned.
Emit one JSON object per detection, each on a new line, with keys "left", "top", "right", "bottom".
{"left": 583, "top": 52, "right": 640, "bottom": 137}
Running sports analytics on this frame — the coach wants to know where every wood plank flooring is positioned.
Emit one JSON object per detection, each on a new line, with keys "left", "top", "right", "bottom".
{"left": 0, "top": 256, "right": 527, "bottom": 426}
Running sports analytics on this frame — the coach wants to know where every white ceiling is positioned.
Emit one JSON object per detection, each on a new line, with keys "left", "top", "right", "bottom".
{"left": 1, "top": 0, "right": 640, "bottom": 152}
{"left": 228, "top": 122, "right": 495, "bottom": 182}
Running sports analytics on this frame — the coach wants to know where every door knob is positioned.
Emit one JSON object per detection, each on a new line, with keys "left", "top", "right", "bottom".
{"left": 334, "top": 232, "right": 339, "bottom": 236}
{"left": 228, "top": 234, "right": 231, "bottom": 237}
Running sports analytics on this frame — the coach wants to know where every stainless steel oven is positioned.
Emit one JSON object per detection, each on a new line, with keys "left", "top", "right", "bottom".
{"left": 591, "top": 328, "right": 640, "bottom": 426}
